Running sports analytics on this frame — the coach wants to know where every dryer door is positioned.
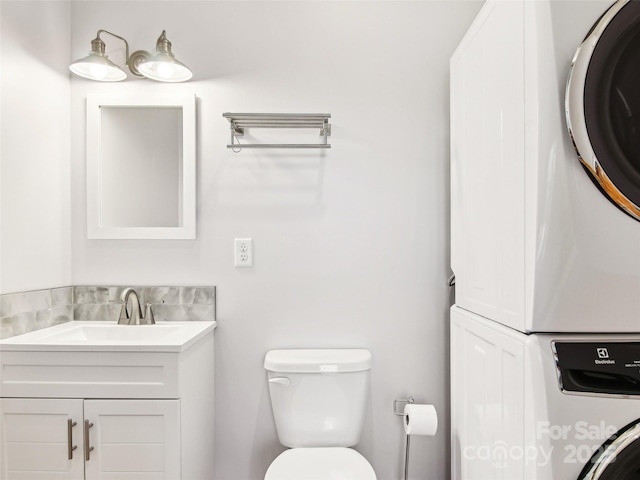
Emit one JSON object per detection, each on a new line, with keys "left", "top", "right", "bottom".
{"left": 566, "top": 0, "right": 640, "bottom": 221}
{"left": 578, "top": 420, "right": 640, "bottom": 479}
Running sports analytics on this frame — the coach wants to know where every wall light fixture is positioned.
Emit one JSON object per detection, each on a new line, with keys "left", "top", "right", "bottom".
{"left": 70, "top": 30, "right": 192, "bottom": 83}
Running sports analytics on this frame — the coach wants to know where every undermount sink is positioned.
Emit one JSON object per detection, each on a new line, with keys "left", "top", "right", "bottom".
{"left": 34, "top": 323, "right": 183, "bottom": 342}
{"left": 0, "top": 320, "right": 216, "bottom": 352}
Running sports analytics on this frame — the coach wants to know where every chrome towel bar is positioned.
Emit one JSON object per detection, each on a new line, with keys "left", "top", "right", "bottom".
{"left": 223, "top": 112, "right": 331, "bottom": 150}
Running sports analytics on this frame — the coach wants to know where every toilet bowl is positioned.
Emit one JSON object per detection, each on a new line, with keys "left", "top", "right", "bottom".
{"left": 264, "top": 349, "right": 376, "bottom": 480}
{"left": 265, "top": 447, "right": 376, "bottom": 480}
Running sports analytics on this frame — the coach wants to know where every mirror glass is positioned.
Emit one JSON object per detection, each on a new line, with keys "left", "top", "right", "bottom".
{"left": 87, "top": 93, "right": 196, "bottom": 239}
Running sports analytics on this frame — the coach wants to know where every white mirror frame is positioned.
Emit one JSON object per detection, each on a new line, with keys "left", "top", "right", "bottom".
{"left": 86, "top": 93, "right": 196, "bottom": 239}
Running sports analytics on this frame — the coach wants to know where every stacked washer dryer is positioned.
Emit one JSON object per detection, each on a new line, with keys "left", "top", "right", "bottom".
{"left": 450, "top": 1, "right": 640, "bottom": 479}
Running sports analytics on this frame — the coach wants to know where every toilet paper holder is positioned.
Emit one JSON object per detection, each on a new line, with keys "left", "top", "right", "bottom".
{"left": 395, "top": 396, "right": 415, "bottom": 480}
{"left": 393, "top": 396, "right": 414, "bottom": 416}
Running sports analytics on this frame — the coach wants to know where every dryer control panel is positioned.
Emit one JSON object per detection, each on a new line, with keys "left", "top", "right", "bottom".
{"left": 553, "top": 342, "right": 640, "bottom": 396}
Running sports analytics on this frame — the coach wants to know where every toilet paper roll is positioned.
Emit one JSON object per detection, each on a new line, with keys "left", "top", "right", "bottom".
{"left": 403, "top": 404, "right": 438, "bottom": 436}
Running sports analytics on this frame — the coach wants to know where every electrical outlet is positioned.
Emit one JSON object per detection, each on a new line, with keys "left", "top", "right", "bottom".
{"left": 234, "top": 238, "right": 253, "bottom": 267}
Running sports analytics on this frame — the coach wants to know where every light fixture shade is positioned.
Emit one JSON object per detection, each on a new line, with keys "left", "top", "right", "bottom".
{"left": 138, "top": 56, "right": 193, "bottom": 82}
{"left": 70, "top": 53, "right": 127, "bottom": 81}
{"left": 69, "top": 36, "right": 127, "bottom": 82}
{"left": 137, "top": 31, "right": 193, "bottom": 82}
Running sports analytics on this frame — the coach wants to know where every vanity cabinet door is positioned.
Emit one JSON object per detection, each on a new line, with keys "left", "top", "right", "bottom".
{"left": 83, "top": 399, "right": 180, "bottom": 480}
{"left": 0, "top": 398, "right": 85, "bottom": 480}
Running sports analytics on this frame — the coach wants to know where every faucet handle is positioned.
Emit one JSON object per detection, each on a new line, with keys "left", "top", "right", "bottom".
{"left": 144, "top": 303, "right": 156, "bottom": 324}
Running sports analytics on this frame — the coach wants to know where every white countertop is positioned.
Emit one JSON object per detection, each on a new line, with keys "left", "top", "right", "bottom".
{"left": 0, "top": 320, "right": 217, "bottom": 352}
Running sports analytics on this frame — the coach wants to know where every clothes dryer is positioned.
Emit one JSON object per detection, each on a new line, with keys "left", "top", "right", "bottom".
{"left": 450, "top": 0, "right": 640, "bottom": 333}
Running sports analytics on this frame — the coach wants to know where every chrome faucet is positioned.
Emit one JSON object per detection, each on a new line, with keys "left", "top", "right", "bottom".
{"left": 118, "top": 288, "right": 155, "bottom": 325}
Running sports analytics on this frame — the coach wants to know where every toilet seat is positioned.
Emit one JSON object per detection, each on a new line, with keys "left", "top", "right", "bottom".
{"left": 264, "top": 447, "right": 376, "bottom": 480}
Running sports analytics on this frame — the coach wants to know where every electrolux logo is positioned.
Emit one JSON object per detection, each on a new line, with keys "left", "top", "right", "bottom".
{"left": 595, "top": 347, "right": 615, "bottom": 365}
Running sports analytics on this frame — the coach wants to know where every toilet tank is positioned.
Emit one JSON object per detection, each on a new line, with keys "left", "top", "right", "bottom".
{"left": 264, "top": 349, "right": 372, "bottom": 448}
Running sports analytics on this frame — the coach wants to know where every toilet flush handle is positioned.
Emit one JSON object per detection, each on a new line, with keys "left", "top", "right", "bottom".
{"left": 268, "top": 377, "right": 291, "bottom": 387}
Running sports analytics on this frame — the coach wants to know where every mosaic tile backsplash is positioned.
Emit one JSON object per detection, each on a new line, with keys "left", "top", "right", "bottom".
{"left": 0, "top": 286, "right": 216, "bottom": 339}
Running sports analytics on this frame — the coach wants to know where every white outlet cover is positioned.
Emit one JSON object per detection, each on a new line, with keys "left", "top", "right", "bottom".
{"left": 234, "top": 238, "right": 253, "bottom": 267}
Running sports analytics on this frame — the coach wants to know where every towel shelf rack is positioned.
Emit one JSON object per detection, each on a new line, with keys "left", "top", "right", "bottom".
{"left": 223, "top": 113, "right": 331, "bottom": 150}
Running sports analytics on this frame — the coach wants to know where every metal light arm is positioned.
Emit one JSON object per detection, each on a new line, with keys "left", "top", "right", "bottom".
{"left": 93, "top": 30, "right": 150, "bottom": 78}
{"left": 95, "top": 30, "right": 131, "bottom": 65}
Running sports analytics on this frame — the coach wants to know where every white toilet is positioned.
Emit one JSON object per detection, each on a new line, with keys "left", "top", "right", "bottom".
{"left": 264, "top": 349, "right": 377, "bottom": 480}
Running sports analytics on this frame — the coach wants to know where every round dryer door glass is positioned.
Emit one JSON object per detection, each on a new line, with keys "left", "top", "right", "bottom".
{"left": 566, "top": 0, "right": 640, "bottom": 221}
{"left": 578, "top": 420, "right": 640, "bottom": 479}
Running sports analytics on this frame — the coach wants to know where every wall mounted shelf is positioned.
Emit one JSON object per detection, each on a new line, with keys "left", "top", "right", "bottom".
{"left": 222, "top": 113, "right": 331, "bottom": 150}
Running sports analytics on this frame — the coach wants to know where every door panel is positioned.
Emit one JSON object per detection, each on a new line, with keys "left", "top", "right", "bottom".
{"left": 450, "top": 308, "right": 525, "bottom": 480}
{"left": 83, "top": 399, "right": 180, "bottom": 480}
{"left": 450, "top": 0, "right": 526, "bottom": 329}
{"left": 0, "top": 398, "right": 84, "bottom": 480}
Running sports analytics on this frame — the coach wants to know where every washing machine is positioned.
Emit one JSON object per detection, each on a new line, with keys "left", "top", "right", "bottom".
{"left": 450, "top": 0, "right": 640, "bottom": 333}
{"left": 452, "top": 306, "right": 640, "bottom": 479}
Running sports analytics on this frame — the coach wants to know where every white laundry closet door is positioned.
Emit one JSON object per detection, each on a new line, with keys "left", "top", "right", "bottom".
{"left": 450, "top": 0, "right": 526, "bottom": 330}
{"left": 450, "top": 307, "right": 525, "bottom": 480}
{"left": 83, "top": 399, "right": 180, "bottom": 480}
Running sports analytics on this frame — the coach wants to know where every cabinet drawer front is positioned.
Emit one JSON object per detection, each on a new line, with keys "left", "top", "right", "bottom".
{"left": 0, "top": 352, "right": 179, "bottom": 398}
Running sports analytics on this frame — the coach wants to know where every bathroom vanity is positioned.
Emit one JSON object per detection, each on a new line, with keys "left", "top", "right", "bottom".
{"left": 0, "top": 321, "right": 216, "bottom": 480}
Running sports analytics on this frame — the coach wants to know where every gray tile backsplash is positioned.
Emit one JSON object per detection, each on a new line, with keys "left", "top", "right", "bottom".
{"left": 74, "top": 286, "right": 216, "bottom": 323}
{"left": 0, "top": 287, "right": 73, "bottom": 339}
{"left": 0, "top": 286, "right": 216, "bottom": 339}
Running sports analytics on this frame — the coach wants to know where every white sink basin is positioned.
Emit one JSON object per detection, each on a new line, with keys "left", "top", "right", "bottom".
{"left": 0, "top": 321, "right": 216, "bottom": 352}
{"left": 37, "top": 324, "right": 183, "bottom": 342}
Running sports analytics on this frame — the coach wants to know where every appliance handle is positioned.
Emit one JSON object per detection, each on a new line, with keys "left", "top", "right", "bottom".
{"left": 268, "top": 377, "right": 291, "bottom": 387}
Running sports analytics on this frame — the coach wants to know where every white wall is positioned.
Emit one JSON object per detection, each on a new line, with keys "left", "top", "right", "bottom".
{"left": 0, "top": 1, "right": 72, "bottom": 294}
{"left": 70, "top": 1, "right": 483, "bottom": 479}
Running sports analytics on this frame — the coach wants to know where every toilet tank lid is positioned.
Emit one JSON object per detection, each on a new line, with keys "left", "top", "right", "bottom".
{"left": 264, "top": 349, "right": 372, "bottom": 373}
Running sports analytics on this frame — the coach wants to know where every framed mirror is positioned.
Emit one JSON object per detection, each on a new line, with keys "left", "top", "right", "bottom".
{"left": 86, "top": 93, "right": 196, "bottom": 239}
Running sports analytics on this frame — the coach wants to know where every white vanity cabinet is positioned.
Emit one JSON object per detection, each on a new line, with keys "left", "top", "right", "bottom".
{"left": 0, "top": 321, "right": 216, "bottom": 480}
